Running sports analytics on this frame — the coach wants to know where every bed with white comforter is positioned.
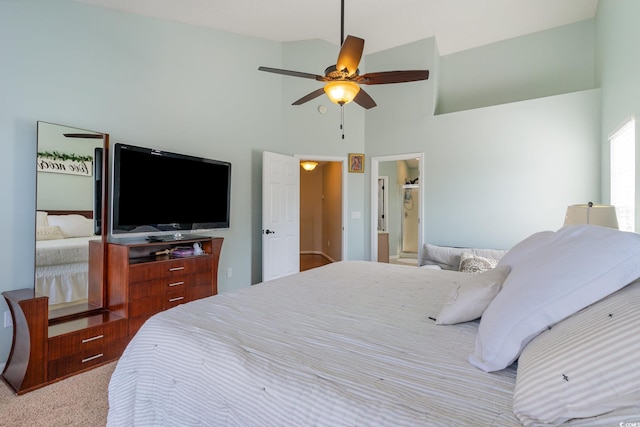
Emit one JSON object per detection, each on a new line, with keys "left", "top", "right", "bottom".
{"left": 35, "top": 211, "right": 98, "bottom": 305}
{"left": 107, "top": 226, "right": 640, "bottom": 426}
{"left": 35, "top": 236, "right": 98, "bottom": 304}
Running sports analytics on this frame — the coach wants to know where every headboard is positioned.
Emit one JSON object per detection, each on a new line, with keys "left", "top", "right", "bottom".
{"left": 46, "top": 210, "right": 93, "bottom": 219}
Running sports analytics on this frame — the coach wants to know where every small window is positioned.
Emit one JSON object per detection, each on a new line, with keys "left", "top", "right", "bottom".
{"left": 610, "top": 119, "right": 635, "bottom": 232}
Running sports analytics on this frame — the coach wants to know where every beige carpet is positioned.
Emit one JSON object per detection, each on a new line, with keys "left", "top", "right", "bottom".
{"left": 0, "top": 361, "right": 115, "bottom": 427}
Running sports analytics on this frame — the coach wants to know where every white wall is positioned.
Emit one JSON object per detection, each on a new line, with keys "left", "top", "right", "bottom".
{"left": 365, "top": 25, "right": 601, "bottom": 250}
{"left": 426, "top": 90, "right": 601, "bottom": 248}
{"left": 596, "top": 0, "right": 640, "bottom": 232}
{"left": 438, "top": 19, "right": 596, "bottom": 114}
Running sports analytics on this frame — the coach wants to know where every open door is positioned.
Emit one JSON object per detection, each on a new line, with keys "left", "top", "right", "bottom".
{"left": 262, "top": 151, "right": 300, "bottom": 281}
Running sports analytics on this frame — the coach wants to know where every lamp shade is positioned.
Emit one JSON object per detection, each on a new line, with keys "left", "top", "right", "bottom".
{"left": 300, "top": 161, "right": 318, "bottom": 171}
{"left": 324, "top": 81, "right": 360, "bottom": 105}
{"left": 564, "top": 203, "right": 619, "bottom": 229}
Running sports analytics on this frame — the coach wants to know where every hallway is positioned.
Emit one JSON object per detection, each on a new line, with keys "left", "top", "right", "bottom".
{"left": 300, "top": 254, "right": 332, "bottom": 271}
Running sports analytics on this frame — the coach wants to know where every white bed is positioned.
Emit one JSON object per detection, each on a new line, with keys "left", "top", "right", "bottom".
{"left": 107, "top": 226, "right": 640, "bottom": 426}
{"left": 35, "top": 211, "right": 98, "bottom": 305}
{"left": 35, "top": 236, "right": 98, "bottom": 304}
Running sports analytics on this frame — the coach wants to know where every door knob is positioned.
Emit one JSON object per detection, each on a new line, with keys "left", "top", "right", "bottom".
{"left": 264, "top": 229, "right": 275, "bottom": 234}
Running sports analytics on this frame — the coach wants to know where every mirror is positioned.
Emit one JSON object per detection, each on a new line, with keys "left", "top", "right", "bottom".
{"left": 35, "top": 121, "right": 108, "bottom": 320}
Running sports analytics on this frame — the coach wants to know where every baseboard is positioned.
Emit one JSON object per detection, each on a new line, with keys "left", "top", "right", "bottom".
{"left": 300, "top": 250, "right": 321, "bottom": 255}
{"left": 323, "top": 254, "right": 336, "bottom": 263}
{"left": 399, "top": 251, "right": 418, "bottom": 259}
{"left": 300, "top": 251, "right": 335, "bottom": 263}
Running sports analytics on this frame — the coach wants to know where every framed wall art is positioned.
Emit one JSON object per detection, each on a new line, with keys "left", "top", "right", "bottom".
{"left": 349, "top": 153, "right": 364, "bottom": 173}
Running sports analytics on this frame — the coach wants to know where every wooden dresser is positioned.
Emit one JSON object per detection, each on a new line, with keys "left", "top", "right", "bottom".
{"left": 107, "top": 236, "right": 223, "bottom": 339}
{"left": 1, "top": 291, "right": 126, "bottom": 395}
{"left": 2, "top": 236, "right": 223, "bottom": 394}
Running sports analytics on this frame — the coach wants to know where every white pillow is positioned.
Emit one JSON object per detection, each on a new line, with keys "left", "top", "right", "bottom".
{"left": 458, "top": 252, "right": 498, "bottom": 273}
{"left": 470, "top": 225, "right": 640, "bottom": 372}
{"left": 436, "top": 265, "right": 511, "bottom": 325}
{"left": 513, "top": 278, "right": 640, "bottom": 426}
{"left": 496, "top": 230, "right": 555, "bottom": 269}
{"left": 36, "top": 211, "right": 49, "bottom": 226}
{"left": 47, "top": 214, "right": 94, "bottom": 238}
{"left": 419, "top": 264, "right": 442, "bottom": 270}
{"left": 36, "top": 225, "right": 64, "bottom": 241}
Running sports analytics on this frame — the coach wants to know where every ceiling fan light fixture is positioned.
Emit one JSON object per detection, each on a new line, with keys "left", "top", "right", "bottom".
{"left": 300, "top": 161, "right": 318, "bottom": 171}
{"left": 324, "top": 80, "right": 360, "bottom": 105}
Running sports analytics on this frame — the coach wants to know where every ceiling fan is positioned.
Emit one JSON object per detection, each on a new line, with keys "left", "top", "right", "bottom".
{"left": 258, "top": 0, "right": 429, "bottom": 109}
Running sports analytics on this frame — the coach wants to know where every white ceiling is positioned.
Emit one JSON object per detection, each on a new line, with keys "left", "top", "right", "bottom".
{"left": 73, "top": 0, "right": 599, "bottom": 55}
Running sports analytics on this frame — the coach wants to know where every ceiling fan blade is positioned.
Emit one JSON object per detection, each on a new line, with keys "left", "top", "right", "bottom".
{"left": 356, "top": 70, "right": 429, "bottom": 85}
{"left": 353, "top": 88, "right": 377, "bottom": 109}
{"left": 292, "top": 88, "right": 326, "bottom": 106}
{"left": 259, "top": 66, "right": 326, "bottom": 81}
{"left": 336, "top": 35, "right": 364, "bottom": 77}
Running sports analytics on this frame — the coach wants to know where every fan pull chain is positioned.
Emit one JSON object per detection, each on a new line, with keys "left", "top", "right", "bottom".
{"left": 341, "top": 105, "right": 345, "bottom": 139}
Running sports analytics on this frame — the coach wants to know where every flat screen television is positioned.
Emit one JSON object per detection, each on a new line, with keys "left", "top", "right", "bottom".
{"left": 111, "top": 143, "right": 231, "bottom": 240}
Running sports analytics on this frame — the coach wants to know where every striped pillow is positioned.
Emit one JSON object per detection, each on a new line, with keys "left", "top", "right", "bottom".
{"left": 513, "top": 279, "right": 640, "bottom": 426}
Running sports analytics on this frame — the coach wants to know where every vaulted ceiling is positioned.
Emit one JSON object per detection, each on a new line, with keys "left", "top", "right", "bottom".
{"left": 73, "top": 0, "right": 599, "bottom": 55}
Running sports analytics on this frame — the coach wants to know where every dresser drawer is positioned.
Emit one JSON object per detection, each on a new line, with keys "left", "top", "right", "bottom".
{"left": 129, "top": 278, "right": 166, "bottom": 300}
{"left": 188, "top": 285, "right": 214, "bottom": 302}
{"left": 129, "top": 294, "right": 163, "bottom": 318}
{"left": 128, "top": 256, "right": 212, "bottom": 283}
{"left": 186, "top": 271, "right": 214, "bottom": 288}
{"left": 48, "top": 318, "right": 127, "bottom": 359}
{"left": 129, "top": 271, "right": 211, "bottom": 300}
{"left": 164, "top": 289, "right": 188, "bottom": 309}
{"left": 48, "top": 336, "right": 127, "bottom": 380}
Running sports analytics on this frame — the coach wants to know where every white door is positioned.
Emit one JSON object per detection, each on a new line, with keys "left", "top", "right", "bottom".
{"left": 262, "top": 151, "right": 300, "bottom": 281}
{"left": 378, "top": 177, "right": 388, "bottom": 232}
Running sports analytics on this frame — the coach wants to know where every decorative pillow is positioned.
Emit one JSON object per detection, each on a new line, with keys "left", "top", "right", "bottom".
{"left": 47, "top": 214, "right": 94, "bottom": 238}
{"left": 470, "top": 225, "right": 640, "bottom": 372}
{"left": 36, "top": 225, "right": 64, "bottom": 241}
{"left": 458, "top": 252, "right": 498, "bottom": 273}
{"left": 513, "top": 278, "right": 640, "bottom": 426}
{"left": 36, "top": 211, "right": 49, "bottom": 227}
{"left": 436, "top": 265, "right": 511, "bottom": 325}
{"left": 420, "top": 243, "right": 507, "bottom": 270}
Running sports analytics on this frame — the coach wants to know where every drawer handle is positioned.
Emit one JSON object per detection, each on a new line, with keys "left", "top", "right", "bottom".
{"left": 82, "top": 353, "right": 104, "bottom": 363}
{"left": 169, "top": 296, "right": 185, "bottom": 302}
{"left": 82, "top": 334, "right": 104, "bottom": 343}
{"left": 169, "top": 266, "right": 185, "bottom": 272}
{"left": 168, "top": 281, "right": 185, "bottom": 287}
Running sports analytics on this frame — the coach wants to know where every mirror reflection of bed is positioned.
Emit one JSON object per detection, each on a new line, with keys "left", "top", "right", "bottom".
{"left": 35, "top": 210, "right": 100, "bottom": 313}
{"left": 35, "top": 122, "right": 106, "bottom": 319}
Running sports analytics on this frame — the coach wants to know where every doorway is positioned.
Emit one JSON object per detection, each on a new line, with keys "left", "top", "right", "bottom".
{"left": 370, "top": 153, "right": 424, "bottom": 264}
{"left": 298, "top": 157, "right": 346, "bottom": 271}
{"left": 262, "top": 153, "right": 348, "bottom": 280}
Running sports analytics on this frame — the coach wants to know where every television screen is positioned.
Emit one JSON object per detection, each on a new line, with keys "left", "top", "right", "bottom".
{"left": 111, "top": 143, "right": 231, "bottom": 239}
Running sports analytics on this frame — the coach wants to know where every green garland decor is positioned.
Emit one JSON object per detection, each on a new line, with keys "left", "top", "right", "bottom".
{"left": 37, "top": 151, "right": 93, "bottom": 162}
